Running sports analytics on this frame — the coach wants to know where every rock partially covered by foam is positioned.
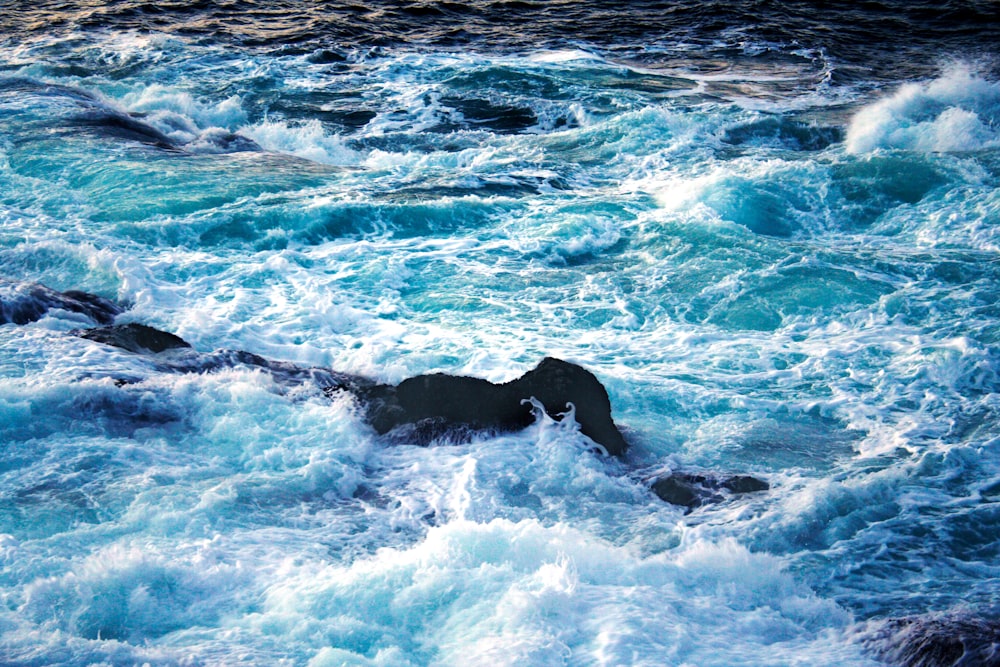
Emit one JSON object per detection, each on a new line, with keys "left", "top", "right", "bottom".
{"left": 78, "top": 323, "right": 192, "bottom": 354}
{"left": 75, "top": 321, "right": 628, "bottom": 456}
{"left": 361, "top": 357, "right": 628, "bottom": 456}
{"left": 650, "top": 472, "right": 769, "bottom": 511}
{"left": 862, "top": 614, "right": 1000, "bottom": 667}
{"left": 0, "top": 280, "right": 122, "bottom": 325}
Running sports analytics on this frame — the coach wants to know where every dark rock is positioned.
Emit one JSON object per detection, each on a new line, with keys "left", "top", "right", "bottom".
{"left": 68, "top": 109, "right": 179, "bottom": 150}
{"left": 363, "top": 374, "right": 530, "bottom": 437}
{"left": 863, "top": 614, "right": 1000, "bottom": 667}
{"left": 199, "top": 349, "right": 369, "bottom": 395}
{"left": 0, "top": 281, "right": 122, "bottom": 325}
{"left": 361, "top": 356, "right": 628, "bottom": 456}
{"left": 721, "top": 475, "right": 770, "bottom": 494}
{"left": 514, "top": 357, "right": 627, "bottom": 456}
{"left": 78, "top": 323, "right": 192, "bottom": 354}
{"left": 77, "top": 324, "right": 372, "bottom": 392}
{"left": 651, "top": 475, "right": 710, "bottom": 510}
{"left": 74, "top": 322, "right": 627, "bottom": 455}
{"left": 650, "top": 472, "right": 769, "bottom": 511}
{"left": 58, "top": 290, "right": 123, "bottom": 325}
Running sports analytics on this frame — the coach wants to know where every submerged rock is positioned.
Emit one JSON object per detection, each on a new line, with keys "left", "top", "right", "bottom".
{"left": 650, "top": 472, "right": 769, "bottom": 511}
{"left": 77, "top": 323, "right": 374, "bottom": 393}
{"left": 78, "top": 323, "right": 192, "bottom": 354}
{"left": 0, "top": 280, "right": 122, "bottom": 325}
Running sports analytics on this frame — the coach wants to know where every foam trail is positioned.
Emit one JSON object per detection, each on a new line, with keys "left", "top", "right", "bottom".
{"left": 255, "top": 520, "right": 874, "bottom": 666}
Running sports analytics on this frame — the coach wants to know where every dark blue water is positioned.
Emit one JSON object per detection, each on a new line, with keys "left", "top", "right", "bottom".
{"left": 1, "top": 2, "right": 999, "bottom": 665}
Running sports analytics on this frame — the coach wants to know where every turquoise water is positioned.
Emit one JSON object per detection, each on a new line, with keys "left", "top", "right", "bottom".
{"left": 1, "top": 19, "right": 1000, "bottom": 667}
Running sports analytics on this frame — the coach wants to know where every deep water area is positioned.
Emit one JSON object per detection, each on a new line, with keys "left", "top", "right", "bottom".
{"left": 1, "top": 2, "right": 999, "bottom": 665}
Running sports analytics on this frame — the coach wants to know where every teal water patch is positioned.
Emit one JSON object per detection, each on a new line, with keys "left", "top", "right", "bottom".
{"left": 701, "top": 261, "right": 895, "bottom": 331}
{"left": 702, "top": 177, "right": 799, "bottom": 238}
{"left": 831, "top": 154, "right": 948, "bottom": 229}
{"left": 78, "top": 153, "right": 336, "bottom": 224}
{"left": 112, "top": 182, "right": 512, "bottom": 249}
{"left": 722, "top": 116, "right": 844, "bottom": 152}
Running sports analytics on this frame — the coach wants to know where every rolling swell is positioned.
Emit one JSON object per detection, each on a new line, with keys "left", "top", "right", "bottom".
{"left": 3, "top": 1, "right": 998, "bottom": 80}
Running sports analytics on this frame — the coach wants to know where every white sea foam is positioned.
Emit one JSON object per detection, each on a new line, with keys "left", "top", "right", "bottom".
{"left": 118, "top": 84, "right": 249, "bottom": 151}
{"left": 527, "top": 50, "right": 604, "bottom": 64}
{"left": 243, "top": 118, "right": 362, "bottom": 166}
{"left": 252, "top": 519, "right": 871, "bottom": 666}
{"left": 846, "top": 65, "right": 1000, "bottom": 153}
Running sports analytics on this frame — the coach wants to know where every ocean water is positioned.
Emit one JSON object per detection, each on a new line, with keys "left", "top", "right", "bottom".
{"left": 1, "top": 2, "right": 999, "bottom": 665}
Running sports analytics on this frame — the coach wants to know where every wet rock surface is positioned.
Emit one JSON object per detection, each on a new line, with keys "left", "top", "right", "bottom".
{"left": 650, "top": 472, "right": 769, "bottom": 511}
{"left": 0, "top": 280, "right": 122, "bottom": 325}
{"left": 79, "top": 323, "right": 192, "bottom": 354}
{"left": 862, "top": 614, "right": 1000, "bottom": 667}
{"left": 74, "top": 321, "right": 628, "bottom": 455}
{"left": 360, "top": 356, "right": 628, "bottom": 455}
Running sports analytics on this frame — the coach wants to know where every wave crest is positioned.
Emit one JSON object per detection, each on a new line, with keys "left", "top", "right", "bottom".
{"left": 846, "top": 65, "right": 1000, "bottom": 154}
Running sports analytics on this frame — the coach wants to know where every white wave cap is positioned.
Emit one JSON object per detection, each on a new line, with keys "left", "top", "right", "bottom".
{"left": 243, "top": 118, "right": 361, "bottom": 166}
{"left": 846, "top": 65, "right": 1000, "bottom": 154}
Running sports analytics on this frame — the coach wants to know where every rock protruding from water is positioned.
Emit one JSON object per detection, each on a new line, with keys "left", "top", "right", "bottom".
{"left": 862, "top": 614, "right": 1000, "bottom": 667}
{"left": 361, "top": 357, "right": 628, "bottom": 456}
{"left": 650, "top": 472, "right": 769, "bottom": 511}
{"left": 74, "top": 321, "right": 628, "bottom": 455}
{"left": 79, "top": 323, "right": 192, "bottom": 354}
{"left": 0, "top": 281, "right": 122, "bottom": 325}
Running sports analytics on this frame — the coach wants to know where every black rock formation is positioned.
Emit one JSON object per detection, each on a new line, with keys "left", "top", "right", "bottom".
{"left": 76, "top": 323, "right": 374, "bottom": 394}
{"left": 862, "top": 614, "right": 1000, "bottom": 667}
{"left": 75, "top": 322, "right": 628, "bottom": 455}
{"left": 650, "top": 472, "right": 769, "bottom": 511}
{"left": 78, "top": 323, "right": 192, "bottom": 354}
{"left": 0, "top": 280, "right": 122, "bottom": 325}
{"left": 358, "top": 356, "right": 628, "bottom": 456}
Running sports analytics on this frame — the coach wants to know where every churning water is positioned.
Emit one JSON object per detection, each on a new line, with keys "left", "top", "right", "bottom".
{"left": 1, "top": 2, "right": 999, "bottom": 665}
